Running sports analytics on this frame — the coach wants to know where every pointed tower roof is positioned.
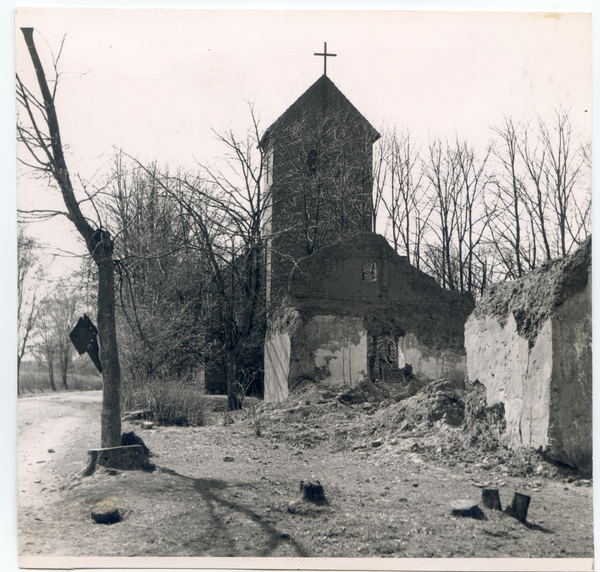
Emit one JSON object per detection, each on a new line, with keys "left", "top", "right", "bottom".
{"left": 260, "top": 75, "right": 380, "bottom": 147}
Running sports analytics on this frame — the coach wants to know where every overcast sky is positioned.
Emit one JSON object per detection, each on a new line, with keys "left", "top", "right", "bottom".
{"left": 14, "top": 8, "right": 592, "bottom": 272}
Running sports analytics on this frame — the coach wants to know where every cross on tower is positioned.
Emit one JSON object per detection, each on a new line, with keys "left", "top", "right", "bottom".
{"left": 314, "top": 42, "right": 337, "bottom": 76}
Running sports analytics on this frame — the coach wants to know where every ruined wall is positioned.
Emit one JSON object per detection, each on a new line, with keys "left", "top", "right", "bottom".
{"left": 465, "top": 238, "right": 591, "bottom": 475}
{"left": 465, "top": 313, "right": 553, "bottom": 451}
{"left": 289, "top": 315, "right": 368, "bottom": 387}
{"left": 290, "top": 232, "right": 474, "bottom": 354}
{"left": 549, "top": 270, "right": 592, "bottom": 475}
{"left": 401, "top": 334, "right": 467, "bottom": 382}
{"left": 264, "top": 331, "right": 291, "bottom": 402}
{"left": 263, "top": 232, "right": 474, "bottom": 401}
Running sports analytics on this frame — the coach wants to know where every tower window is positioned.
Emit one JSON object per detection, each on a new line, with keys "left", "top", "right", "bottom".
{"left": 362, "top": 260, "right": 377, "bottom": 282}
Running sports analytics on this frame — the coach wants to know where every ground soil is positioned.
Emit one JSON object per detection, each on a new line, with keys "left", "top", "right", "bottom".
{"left": 17, "top": 386, "right": 593, "bottom": 563}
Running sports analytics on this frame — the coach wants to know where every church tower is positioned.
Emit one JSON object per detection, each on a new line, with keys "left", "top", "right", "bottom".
{"left": 260, "top": 71, "right": 380, "bottom": 304}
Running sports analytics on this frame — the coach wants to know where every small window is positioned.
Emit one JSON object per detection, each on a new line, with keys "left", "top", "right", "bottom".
{"left": 362, "top": 260, "right": 377, "bottom": 282}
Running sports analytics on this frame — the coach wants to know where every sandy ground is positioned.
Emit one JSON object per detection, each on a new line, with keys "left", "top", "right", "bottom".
{"left": 17, "top": 392, "right": 102, "bottom": 541}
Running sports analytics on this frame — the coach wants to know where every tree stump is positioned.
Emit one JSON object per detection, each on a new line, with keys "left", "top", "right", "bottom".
{"left": 504, "top": 492, "right": 531, "bottom": 522}
{"left": 299, "top": 480, "right": 329, "bottom": 505}
{"left": 449, "top": 499, "right": 487, "bottom": 520}
{"left": 482, "top": 488, "right": 502, "bottom": 511}
{"left": 79, "top": 444, "right": 155, "bottom": 476}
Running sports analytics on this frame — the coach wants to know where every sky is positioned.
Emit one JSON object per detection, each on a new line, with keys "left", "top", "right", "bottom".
{"left": 13, "top": 8, "right": 593, "bottom": 274}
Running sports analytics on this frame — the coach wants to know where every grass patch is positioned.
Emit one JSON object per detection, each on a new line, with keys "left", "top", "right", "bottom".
{"left": 18, "top": 371, "right": 103, "bottom": 394}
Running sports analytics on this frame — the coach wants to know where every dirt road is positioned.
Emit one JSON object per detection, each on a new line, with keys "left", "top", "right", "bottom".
{"left": 17, "top": 391, "right": 102, "bottom": 554}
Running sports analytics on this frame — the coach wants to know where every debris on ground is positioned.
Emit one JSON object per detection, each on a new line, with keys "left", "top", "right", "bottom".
{"left": 91, "top": 498, "right": 121, "bottom": 525}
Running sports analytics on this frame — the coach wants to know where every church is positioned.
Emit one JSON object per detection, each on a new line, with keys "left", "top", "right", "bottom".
{"left": 260, "top": 49, "right": 474, "bottom": 402}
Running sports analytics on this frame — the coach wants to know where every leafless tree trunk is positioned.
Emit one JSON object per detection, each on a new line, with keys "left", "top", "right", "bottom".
{"left": 129, "top": 107, "right": 268, "bottom": 410}
{"left": 537, "top": 108, "right": 587, "bottom": 257}
{"left": 454, "top": 139, "right": 492, "bottom": 293}
{"left": 424, "top": 139, "right": 462, "bottom": 290}
{"left": 17, "top": 28, "right": 121, "bottom": 446}
{"left": 520, "top": 126, "right": 552, "bottom": 261}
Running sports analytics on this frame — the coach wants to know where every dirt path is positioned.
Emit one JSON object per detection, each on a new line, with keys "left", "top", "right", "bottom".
{"left": 17, "top": 391, "right": 102, "bottom": 554}
{"left": 17, "top": 390, "right": 594, "bottom": 564}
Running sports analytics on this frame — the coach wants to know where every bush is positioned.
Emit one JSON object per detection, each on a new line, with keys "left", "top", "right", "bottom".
{"left": 124, "top": 378, "right": 208, "bottom": 427}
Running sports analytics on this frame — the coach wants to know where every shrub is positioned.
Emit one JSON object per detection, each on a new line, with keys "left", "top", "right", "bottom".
{"left": 126, "top": 378, "right": 208, "bottom": 426}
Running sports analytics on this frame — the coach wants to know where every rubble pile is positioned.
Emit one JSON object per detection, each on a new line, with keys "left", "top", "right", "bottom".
{"left": 246, "top": 373, "right": 585, "bottom": 479}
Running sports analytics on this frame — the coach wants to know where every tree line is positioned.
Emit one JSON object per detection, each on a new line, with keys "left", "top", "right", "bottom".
{"left": 373, "top": 110, "right": 590, "bottom": 296}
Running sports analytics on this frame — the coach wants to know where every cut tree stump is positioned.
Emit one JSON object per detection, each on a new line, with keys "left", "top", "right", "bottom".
{"left": 299, "top": 480, "right": 329, "bottom": 505}
{"left": 504, "top": 492, "right": 531, "bottom": 522}
{"left": 80, "top": 445, "right": 155, "bottom": 476}
{"left": 482, "top": 488, "right": 502, "bottom": 511}
{"left": 449, "top": 499, "right": 487, "bottom": 520}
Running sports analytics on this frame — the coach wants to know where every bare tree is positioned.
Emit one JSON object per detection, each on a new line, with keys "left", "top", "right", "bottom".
{"left": 375, "top": 128, "right": 429, "bottom": 268}
{"left": 537, "top": 108, "right": 588, "bottom": 257}
{"left": 423, "top": 138, "right": 462, "bottom": 290}
{"left": 34, "top": 284, "right": 80, "bottom": 390}
{"left": 126, "top": 108, "right": 268, "bottom": 410}
{"left": 17, "top": 28, "right": 121, "bottom": 447}
{"left": 519, "top": 122, "right": 553, "bottom": 261}
{"left": 489, "top": 116, "right": 530, "bottom": 278}
{"left": 17, "top": 226, "right": 45, "bottom": 393}
{"left": 102, "top": 155, "right": 210, "bottom": 389}
{"left": 453, "top": 138, "right": 493, "bottom": 293}
{"left": 490, "top": 109, "right": 591, "bottom": 277}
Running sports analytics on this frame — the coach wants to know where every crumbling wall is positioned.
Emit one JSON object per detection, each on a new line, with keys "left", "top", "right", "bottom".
{"left": 549, "top": 269, "right": 592, "bottom": 475}
{"left": 465, "top": 238, "right": 591, "bottom": 475}
{"left": 264, "top": 332, "right": 291, "bottom": 402}
{"left": 263, "top": 304, "right": 300, "bottom": 402}
{"left": 290, "top": 232, "right": 474, "bottom": 355}
{"left": 401, "top": 333, "right": 467, "bottom": 382}
{"left": 289, "top": 315, "right": 368, "bottom": 387}
{"left": 264, "top": 233, "right": 475, "bottom": 402}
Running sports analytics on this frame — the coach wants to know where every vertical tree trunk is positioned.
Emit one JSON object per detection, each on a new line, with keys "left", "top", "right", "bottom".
{"left": 97, "top": 255, "right": 122, "bottom": 448}
{"left": 226, "top": 349, "right": 242, "bottom": 411}
{"left": 48, "top": 360, "right": 56, "bottom": 391}
{"left": 61, "top": 353, "right": 69, "bottom": 390}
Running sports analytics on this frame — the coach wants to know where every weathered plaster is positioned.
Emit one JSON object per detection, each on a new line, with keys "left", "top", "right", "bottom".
{"left": 549, "top": 271, "right": 593, "bottom": 475}
{"left": 401, "top": 334, "right": 467, "bottom": 381}
{"left": 300, "top": 315, "right": 368, "bottom": 386}
{"left": 465, "top": 314, "right": 552, "bottom": 451}
{"left": 465, "top": 240, "right": 592, "bottom": 474}
{"left": 264, "top": 331, "right": 291, "bottom": 402}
